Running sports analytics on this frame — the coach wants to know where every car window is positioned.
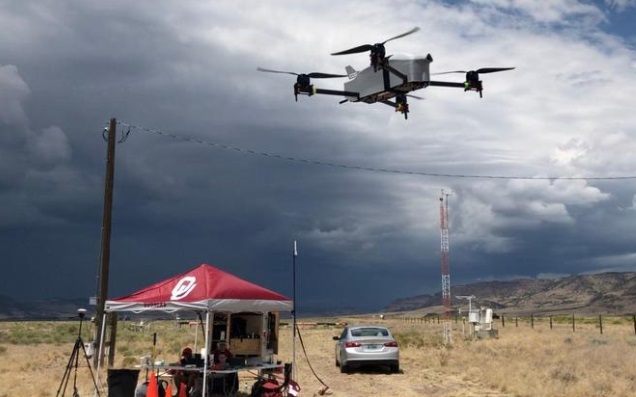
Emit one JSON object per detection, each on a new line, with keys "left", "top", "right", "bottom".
{"left": 351, "top": 327, "right": 389, "bottom": 337}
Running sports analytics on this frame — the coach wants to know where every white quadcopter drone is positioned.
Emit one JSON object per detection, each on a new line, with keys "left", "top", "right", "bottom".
{"left": 258, "top": 27, "right": 514, "bottom": 119}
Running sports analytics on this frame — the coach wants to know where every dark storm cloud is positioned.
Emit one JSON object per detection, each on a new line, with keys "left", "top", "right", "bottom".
{"left": 1, "top": 0, "right": 636, "bottom": 313}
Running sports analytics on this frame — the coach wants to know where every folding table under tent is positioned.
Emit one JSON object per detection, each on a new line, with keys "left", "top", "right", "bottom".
{"left": 102, "top": 263, "right": 293, "bottom": 397}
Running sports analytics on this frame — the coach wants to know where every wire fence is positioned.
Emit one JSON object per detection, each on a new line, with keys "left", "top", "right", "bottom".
{"left": 400, "top": 313, "right": 636, "bottom": 335}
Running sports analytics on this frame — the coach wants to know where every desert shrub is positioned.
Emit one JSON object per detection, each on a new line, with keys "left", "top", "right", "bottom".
{"left": 590, "top": 337, "right": 608, "bottom": 346}
{"left": 5, "top": 327, "right": 44, "bottom": 345}
{"left": 121, "top": 355, "right": 139, "bottom": 367}
{"left": 118, "top": 344, "right": 132, "bottom": 356}
{"left": 608, "top": 316, "right": 629, "bottom": 325}
{"left": 437, "top": 347, "right": 451, "bottom": 366}
{"left": 0, "top": 321, "right": 88, "bottom": 345}
{"left": 551, "top": 315, "right": 573, "bottom": 324}
{"left": 550, "top": 366, "right": 579, "bottom": 384}
{"left": 394, "top": 328, "right": 444, "bottom": 349}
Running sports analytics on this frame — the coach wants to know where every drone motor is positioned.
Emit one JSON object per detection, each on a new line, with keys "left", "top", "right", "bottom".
{"left": 433, "top": 67, "right": 515, "bottom": 97}
{"left": 257, "top": 67, "right": 346, "bottom": 101}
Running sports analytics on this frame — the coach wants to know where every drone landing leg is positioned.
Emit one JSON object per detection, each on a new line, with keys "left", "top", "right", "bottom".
{"left": 382, "top": 69, "right": 391, "bottom": 91}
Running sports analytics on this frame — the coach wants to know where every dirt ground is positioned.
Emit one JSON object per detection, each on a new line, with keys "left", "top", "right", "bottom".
{"left": 0, "top": 318, "right": 514, "bottom": 397}
{"left": 21, "top": 314, "right": 636, "bottom": 397}
{"left": 273, "top": 323, "right": 512, "bottom": 397}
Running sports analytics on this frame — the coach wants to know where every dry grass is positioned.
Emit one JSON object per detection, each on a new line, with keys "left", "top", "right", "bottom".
{"left": 1, "top": 315, "right": 636, "bottom": 397}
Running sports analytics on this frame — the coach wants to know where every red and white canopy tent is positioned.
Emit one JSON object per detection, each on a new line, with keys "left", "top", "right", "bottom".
{"left": 105, "top": 263, "right": 292, "bottom": 313}
{"left": 102, "top": 263, "right": 292, "bottom": 396}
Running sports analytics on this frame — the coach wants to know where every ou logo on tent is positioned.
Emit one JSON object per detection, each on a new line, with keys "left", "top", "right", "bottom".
{"left": 171, "top": 276, "right": 197, "bottom": 300}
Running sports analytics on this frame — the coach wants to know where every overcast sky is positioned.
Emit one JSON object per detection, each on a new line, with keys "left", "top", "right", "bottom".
{"left": 1, "top": 0, "right": 636, "bottom": 313}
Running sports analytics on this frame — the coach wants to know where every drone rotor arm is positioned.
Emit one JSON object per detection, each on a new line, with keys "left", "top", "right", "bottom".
{"left": 428, "top": 81, "right": 466, "bottom": 88}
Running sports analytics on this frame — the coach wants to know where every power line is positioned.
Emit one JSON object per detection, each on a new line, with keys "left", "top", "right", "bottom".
{"left": 116, "top": 121, "right": 636, "bottom": 181}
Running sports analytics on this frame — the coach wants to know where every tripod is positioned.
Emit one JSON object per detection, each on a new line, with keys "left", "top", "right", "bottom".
{"left": 56, "top": 309, "right": 101, "bottom": 397}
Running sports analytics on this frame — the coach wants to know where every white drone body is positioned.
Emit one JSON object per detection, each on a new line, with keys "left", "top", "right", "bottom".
{"left": 343, "top": 53, "right": 433, "bottom": 103}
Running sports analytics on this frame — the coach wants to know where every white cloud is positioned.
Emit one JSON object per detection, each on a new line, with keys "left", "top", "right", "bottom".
{"left": 0, "top": 65, "right": 30, "bottom": 125}
{"left": 27, "top": 126, "right": 72, "bottom": 167}
{"left": 605, "top": 0, "right": 636, "bottom": 11}
{"left": 470, "top": 0, "right": 604, "bottom": 23}
{"left": 0, "top": 63, "right": 89, "bottom": 227}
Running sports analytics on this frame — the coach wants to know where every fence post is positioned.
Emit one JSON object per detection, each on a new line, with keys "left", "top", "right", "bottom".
{"left": 501, "top": 315, "right": 505, "bottom": 328}
{"left": 633, "top": 314, "right": 636, "bottom": 335}
{"left": 515, "top": 316, "right": 518, "bottom": 328}
{"left": 531, "top": 315, "right": 534, "bottom": 329}
{"left": 549, "top": 315, "right": 553, "bottom": 330}
{"left": 572, "top": 314, "right": 576, "bottom": 332}
{"left": 599, "top": 315, "right": 603, "bottom": 335}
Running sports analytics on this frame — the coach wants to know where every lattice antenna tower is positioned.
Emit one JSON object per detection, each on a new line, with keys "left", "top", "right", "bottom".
{"left": 440, "top": 189, "right": 452, "bottom": 344}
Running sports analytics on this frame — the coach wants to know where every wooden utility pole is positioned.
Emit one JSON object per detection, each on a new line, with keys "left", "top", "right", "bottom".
{"left": 94, "top": 118, "right": 117, "bottom": 367}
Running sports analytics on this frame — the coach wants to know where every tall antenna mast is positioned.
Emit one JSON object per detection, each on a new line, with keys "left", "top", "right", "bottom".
{"left": 440, "top": 189, "right": 452, "bottom": 344}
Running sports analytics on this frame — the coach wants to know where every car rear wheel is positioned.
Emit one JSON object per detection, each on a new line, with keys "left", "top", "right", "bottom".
{"left": 390, "top": 363, "right": 400, "bottom": 373}
{"left": 339, "top": 363, "right": 349, "bottom": 374}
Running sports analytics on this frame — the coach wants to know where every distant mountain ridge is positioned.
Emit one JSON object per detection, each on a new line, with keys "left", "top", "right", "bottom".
{"left": 0, "top": 295, "right": 89, "bottom": 320}
{"left": 3, "top": 272, "right": 636, "bottom": 320}
{"left": 384, "top": 272, "right": 636, "bottom": 315}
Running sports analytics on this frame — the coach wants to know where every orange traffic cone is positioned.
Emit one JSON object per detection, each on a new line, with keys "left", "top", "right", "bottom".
{"left": 165, "top": 383, "right": 173, "bottom": 397}
{"left": 147, "top": 372, "right": 159, "bottom": 397}
{"left": 177, "top": 382, "right": 187, "bottom": 397}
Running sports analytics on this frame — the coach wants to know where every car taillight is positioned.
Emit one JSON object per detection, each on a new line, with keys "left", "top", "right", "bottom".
{"left": 384, "top": 341, "right": 398, "bottom": 347}
{"left": 345, "top": 341, "right": 362, "bottom": 348}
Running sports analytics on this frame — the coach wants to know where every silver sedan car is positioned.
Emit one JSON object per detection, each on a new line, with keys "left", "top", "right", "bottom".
{"left": 333, "top": 325, "right": 400, "bottom": 373}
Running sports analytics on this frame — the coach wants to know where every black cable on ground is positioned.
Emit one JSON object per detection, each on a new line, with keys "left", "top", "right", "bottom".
{"left": 296, "top": 324, "right": 331, "bottom": 394}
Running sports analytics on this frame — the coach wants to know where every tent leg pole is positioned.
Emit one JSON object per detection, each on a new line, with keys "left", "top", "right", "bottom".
{"left": 202, "top": 311, "right": 210, "bottom": 397}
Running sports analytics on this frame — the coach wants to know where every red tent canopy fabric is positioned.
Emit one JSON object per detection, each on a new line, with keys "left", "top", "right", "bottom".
{"left": 105, "top": 263, "right": 292, "bottom": 313}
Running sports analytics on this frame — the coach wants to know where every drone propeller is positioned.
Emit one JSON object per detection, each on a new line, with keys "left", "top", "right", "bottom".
{"left": 257, "top": 67, "right": 346, "bottom": 79}
{"left": 331, "top": 27, "right": 420, "bottom": 71}
{"left": 257, "top": 67, "right": 347, "bottom": 101}
{"left": 432, "top": 67, "right": 515, "bottom": 76}
{"left": 432, "top": 67, "right": 515, "bottom": 98}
